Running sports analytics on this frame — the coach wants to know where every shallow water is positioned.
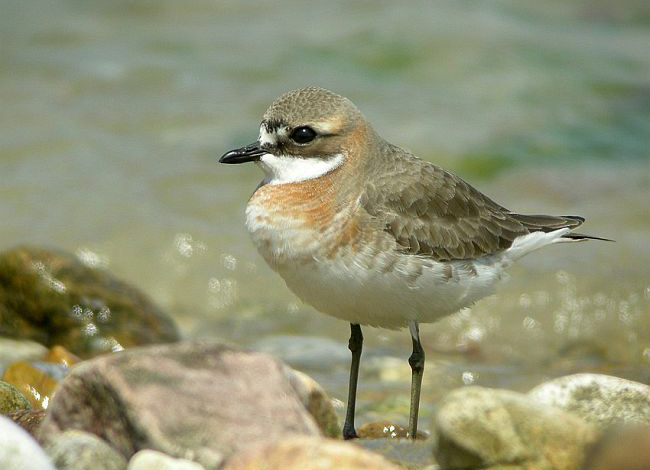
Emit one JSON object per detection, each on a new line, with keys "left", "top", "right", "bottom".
{"left": 1, "top": 0, "right": 649, "bottom": 446}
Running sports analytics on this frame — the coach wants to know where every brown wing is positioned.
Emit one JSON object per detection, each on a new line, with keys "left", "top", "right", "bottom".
{"left": 360, "top": 146, "right": 583, "bottom": 261}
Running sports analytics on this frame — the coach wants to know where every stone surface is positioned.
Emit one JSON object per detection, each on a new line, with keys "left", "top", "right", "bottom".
{"left": 45, "top": 430, "right": 128, "bottom": 470}
{"left": 358, "top": 421, "right": 411, "bottom": 439}
{"left": 0, "top": 338, "right": 48, "bottom": 367}
{"left": 222, "top": 436, "right": 403, "bottom": 470}
{"left": 582, "top": 425, "right": 650, "bottom": 470}
{"left": 39, "top": 341, "right": 321, "bottom": 469}
{"left": 6, "top": 409, "right": 47, "bottom": 436}
{"left": 357, "top": 420, "right": 428, "bottom": 440}
{"left": 528, "top": 373, "right": 650, "bottom": 428}
{"left": 0, "top": 379, "right": 31, "bottom": 413}
{"left": 0, "top": 414, "right": 56, "bottom": 470}
{"left": 2, "top": 360, "right": 58, "bottom": 409}
{"left": 283, "top": 367, "right": 340, "bottom": 438}
{"left": 43, "top": 345, "right": 80, "bottom": 367}
{"left": 0, "top": 246, "right": 179, "bottom": 357}
{"left": 128, "top": 450, "right": 206, "bottom": 470}
{"left": 433, "top": 386, "right": 598, "bottom": 470}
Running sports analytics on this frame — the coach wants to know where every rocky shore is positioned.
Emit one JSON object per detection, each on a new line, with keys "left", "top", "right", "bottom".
{"left": 1, "top": 247, "right": 649, "bottom": 469}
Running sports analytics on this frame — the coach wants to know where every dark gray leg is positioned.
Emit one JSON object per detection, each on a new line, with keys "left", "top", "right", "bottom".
{"left": 408, "top": 320, "right": 425, "bottom": 439}
{"left": 343, "top": 323, "right": 363, "bottom": 440}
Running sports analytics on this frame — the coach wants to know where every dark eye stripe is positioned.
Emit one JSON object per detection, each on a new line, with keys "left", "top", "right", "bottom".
{"left": 290, "top": 126, "right": 317, "bottom": 144}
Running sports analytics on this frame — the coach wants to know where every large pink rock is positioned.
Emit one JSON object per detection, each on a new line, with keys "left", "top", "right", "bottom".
{"left": 39, "top": 341, "right": 321, "bottom": 469}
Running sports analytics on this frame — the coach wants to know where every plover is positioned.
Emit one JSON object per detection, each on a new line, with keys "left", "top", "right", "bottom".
{"left": 219, "top": 87, "right": 607, "bottom": 439}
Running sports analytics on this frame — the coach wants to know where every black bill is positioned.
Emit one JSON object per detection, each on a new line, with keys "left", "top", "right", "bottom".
{"left": 219, "top": 141, "right": 265, "bottom": 164}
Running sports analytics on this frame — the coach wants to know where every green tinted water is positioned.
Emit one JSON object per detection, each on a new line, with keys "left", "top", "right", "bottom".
{"left": 1, "top": 0, "right": 649, "bottom": 445}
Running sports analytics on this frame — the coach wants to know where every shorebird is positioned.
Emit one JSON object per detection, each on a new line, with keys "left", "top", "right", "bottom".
{"left": 219, "top": 87, "right": 606, "bottom": 439}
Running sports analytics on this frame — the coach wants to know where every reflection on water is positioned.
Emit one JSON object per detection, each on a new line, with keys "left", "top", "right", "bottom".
{"left": 1, "top": 0, "right": 649, "bottom": 430}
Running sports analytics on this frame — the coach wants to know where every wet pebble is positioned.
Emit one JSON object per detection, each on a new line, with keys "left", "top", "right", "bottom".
{"left": 43, "top": 345, "right": 80, "bottom": 367}
{"left": 2, "top": 360, "right": 58, "bottom": 409}
{"left": 357, "top": 420, "right": 428, "bottom": 440}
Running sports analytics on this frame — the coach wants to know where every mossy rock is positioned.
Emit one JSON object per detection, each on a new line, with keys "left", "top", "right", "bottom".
{"left": 0, "top": 246, "right": 179, "bottom": 358}
{"left": 0, "top": 380, "right": 32, "bottom": 413}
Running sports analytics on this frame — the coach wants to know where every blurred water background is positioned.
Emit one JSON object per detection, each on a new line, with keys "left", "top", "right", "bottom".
{"left": 1, "top": 0, "right": 649, "bottom": 430}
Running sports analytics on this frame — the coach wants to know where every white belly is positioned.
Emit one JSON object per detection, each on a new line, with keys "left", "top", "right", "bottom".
{"left": 245, "top": 199, "right": 516, "bottom": 329}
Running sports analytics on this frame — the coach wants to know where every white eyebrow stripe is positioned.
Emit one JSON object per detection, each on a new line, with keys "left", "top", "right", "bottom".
{"left": 258, "top": 153, "right": 344, "bottom": 185}
{"left": 259, "top": 126, "right": 275, "bottom": 146}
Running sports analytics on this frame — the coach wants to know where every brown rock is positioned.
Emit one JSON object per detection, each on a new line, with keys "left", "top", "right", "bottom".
{"left": 39, "top": 341, "right": 321, "bottom": 469}
{"left": 0, "top": 246, "right": 179, "bottom": 358}
{"left": 283, "top": 367, "right": 340, "bottom": 438}
{"left": 223, "top": 435, "right": 402, "bottom": 470}
{"left": 357, "top": 420, "right": 428, "bottom": 440}
{"left": 3, "top": 360, "right": 58, "bottom": 409}
{"left": 43, "top": 345, "right": 80, "bottom": 367}
{"left": 582, "top": 425, "right": 650, "bottom": 470}
{"left": 6, "top": 409, "right": 47, "bottom": 437}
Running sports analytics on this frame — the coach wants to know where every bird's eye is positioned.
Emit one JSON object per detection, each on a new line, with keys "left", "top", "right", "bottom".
{"left": 290, "top": 126, "right": 317, "bottom": 144}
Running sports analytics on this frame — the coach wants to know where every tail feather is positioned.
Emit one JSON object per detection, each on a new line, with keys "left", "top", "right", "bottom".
{"left": 510, "top": 213, "right": 613, "bottom": 242}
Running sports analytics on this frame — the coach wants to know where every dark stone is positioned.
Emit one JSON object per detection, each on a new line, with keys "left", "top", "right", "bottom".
{"left": 0, "top": 246, "right": 179, "bottom": 358}
{"left": 6, "top": 409, "right": 47, "bottom": 437}
{"left": 39, "top": 341, "right": 321, "bottom": 469}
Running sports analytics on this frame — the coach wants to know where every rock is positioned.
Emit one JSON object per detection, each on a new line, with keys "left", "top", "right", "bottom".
{"left": 357, "top": 420, "right": 429, "bottom": 440}
{"left": 582, "top": 425, "right": 650, "bottom": 470}
{"left": 6, "top": 409, "right": 47, "bottom": 436}
{"left": 43, "top": 345, "right": 80, "bottom": 367}
{"left": 528, "top": 373, "right": 650, "bottom": 428}
{"left": 39, "top": 341, "right": 321, "bottom": 469}
{"left": 0, "top": 414, "right": 56, "bottom": 470}
{"left": 358, "top": 421, "right": 408, "bottom": 439}
{"left": 0, "top": 379, "right": 31, "bottom": 413}
{"left": 283, "top": 367, "right": 340, "bottom": 438}
{"left": 45, "top": 430, "right": 128, "bottom": 470}
{"left": 433, "top": 386, "right": 598, "bottom": 470}
{"left": 0, "top": 246, "right": 179, "bottom": 358}
{"left": 128, "top": 450, "right": 206, "bottom": 470}
{"left": 222, "top": 436, "right": 403, "bottom": 470}
{"left": 0, "top": 338, "right": 48, "bottom": 368}
{"left": 3, "top": 360, "right": 58, "bottom": 409}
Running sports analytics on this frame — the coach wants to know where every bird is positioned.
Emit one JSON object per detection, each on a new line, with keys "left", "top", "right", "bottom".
{"left": 219, "top": 87, "right": 608, "bottom": 440}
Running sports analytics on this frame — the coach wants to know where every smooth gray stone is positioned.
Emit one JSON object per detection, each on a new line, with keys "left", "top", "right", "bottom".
{"left": 45, "top": 430, "right": 127, "bottom": 470}
{"left": 528, "top": 373, "right": 650, "bottom": 428}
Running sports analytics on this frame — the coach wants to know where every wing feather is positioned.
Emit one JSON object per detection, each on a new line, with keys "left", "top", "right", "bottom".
{"left": 360, "top": 145, "right": 585, "bottom": 261}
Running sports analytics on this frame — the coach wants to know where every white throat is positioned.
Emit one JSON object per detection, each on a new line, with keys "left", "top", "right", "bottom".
{"left": 257, "top": 153, "right": 344, "bottom": 185}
